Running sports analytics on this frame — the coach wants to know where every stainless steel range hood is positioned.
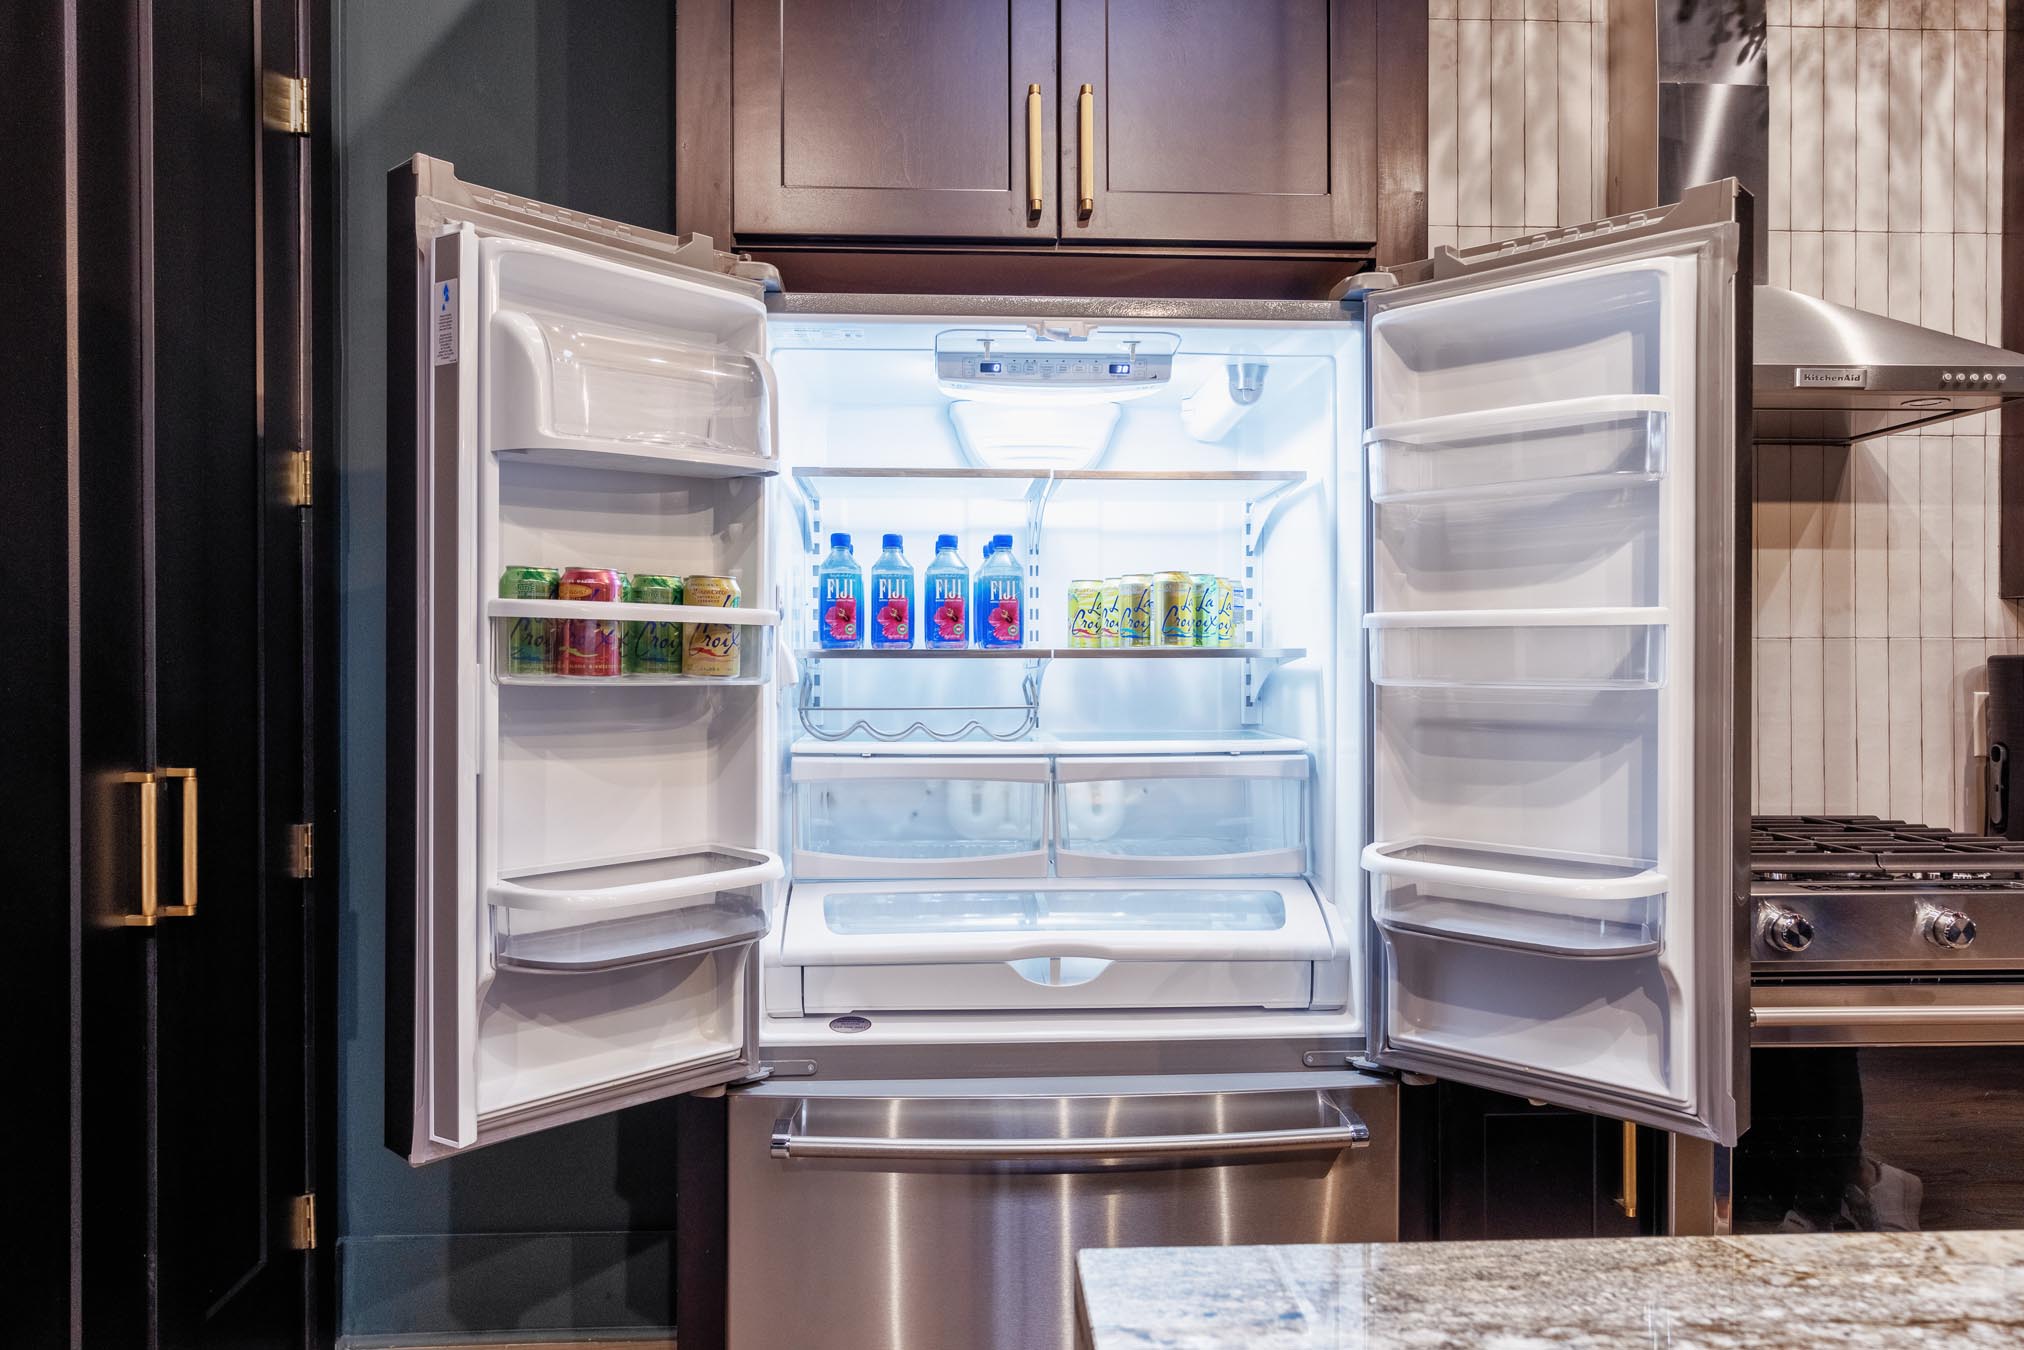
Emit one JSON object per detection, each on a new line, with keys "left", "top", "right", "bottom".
{"left": 1612, "top": 0, "right": 2024, "bottom": 444}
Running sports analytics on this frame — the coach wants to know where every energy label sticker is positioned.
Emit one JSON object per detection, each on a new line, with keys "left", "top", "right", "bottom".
{"left": 432, "top": 278, "right": 459, "bottom": 366}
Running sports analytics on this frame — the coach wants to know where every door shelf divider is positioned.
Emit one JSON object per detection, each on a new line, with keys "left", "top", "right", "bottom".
{"left": 1365, "top": 393, "right": 1670, "bottom": 504}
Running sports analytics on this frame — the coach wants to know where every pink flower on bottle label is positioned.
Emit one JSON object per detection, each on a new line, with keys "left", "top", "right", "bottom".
{"left": 988, "top": 598, "right": 1021, "bottom": 642}
{"left": 933, "top": 597, "right": 966, "bottom": 640}
{"left": 823, "top": 597, "right": 858, "bottom": 641}
{"left": 876, "top": 597, "right": 911, "bottom": 640}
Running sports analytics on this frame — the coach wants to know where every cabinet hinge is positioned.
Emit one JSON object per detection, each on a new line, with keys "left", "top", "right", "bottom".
{"left": 287, "top": 1193, "right": 317, "bottom": 1250}
{"left": 286, "top": 823, "right": 314, "bottom": 879}
{"left": 284, "top": 450, "right": 313, "bottom": 508}
{"left": 262, "top": 72, "right": 310, "bottom": 135}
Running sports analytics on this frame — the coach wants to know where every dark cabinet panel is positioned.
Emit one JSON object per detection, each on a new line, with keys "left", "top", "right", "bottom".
{"left": 1432, "top": 1084, "right": 1654, "bottom": 1240}
{"left": 1058, "top": 0, "right": 1376, "bottom": 244}
{"left": 732, "top": 0, "right": 1058, "bottom": 240}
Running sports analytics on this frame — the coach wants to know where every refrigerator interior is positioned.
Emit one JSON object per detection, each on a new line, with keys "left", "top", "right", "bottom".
{"left": 765, "top": 317, "right": 1363, "bottom": 1037}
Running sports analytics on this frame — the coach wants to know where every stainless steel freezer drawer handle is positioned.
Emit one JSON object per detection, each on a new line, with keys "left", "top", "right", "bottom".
{"left": 768, "top": 1098, "right": 1371, "bottom": 1161}
{"left": 1753, "top": 1003, "right": 2024, "bottom": 1027}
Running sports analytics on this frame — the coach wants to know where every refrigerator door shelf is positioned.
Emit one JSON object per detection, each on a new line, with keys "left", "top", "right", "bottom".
{"left": 1365, "top": 838, "right": 1666, "bottom": 959}
{"left": 487, "top": 598, "right": 781, "bottom": 626}
{"left": 492, "top": 893, "right": 767, "bottom": 974}
{"left": 1365, "top": 394, "right": 1669, "bottom": 504}
{"left": 1053, "top": 753, "right": 1309, "bottom": 878}
{"left": 489, "top": 601, "right": 779, "bottom": 687}
{"left": 791, "top": 756, "right": 1051, "bottom": 880}
{"left": 484, "top": 239, "right": 778, "bottom": 477}
{"left": 488, "top": 844, "right": 783, "bottom": 914}
{"left": 1366, "top": 608, "right": 1669, "bottom": 691}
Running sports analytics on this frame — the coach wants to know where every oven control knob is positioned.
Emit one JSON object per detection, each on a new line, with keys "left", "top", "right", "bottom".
{"left": 1924, "top": 909, "right": 1977, "bottom": 950}
{"left": 1764, "top": 909, "right": 1814, "bottom": 953}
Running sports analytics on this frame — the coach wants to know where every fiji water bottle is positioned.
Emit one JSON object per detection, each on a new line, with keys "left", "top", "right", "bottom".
{"left": 923, "top": 533, "right": 969, "bottom": 650}
{"left": 816, "top": 532, "right": 863, "bottom": 648}
{"left": 974, "top": 533, "right": 1024, "bottom": 649}
{"left": 869, "top": 533, "right": 915, "bottom": 649}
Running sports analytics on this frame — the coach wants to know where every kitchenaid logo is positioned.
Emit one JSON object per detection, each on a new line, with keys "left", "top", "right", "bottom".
{"left": 1794, "top": 366, "right": 1869, "bottom": 388}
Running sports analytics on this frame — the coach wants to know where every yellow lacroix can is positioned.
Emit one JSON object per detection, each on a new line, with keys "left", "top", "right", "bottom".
{"left": 1117, "top": 575, "right": 1152, "bottom": 647}
{"left": 1098, "top": 581, "right": 1122, "bottom": 648}
{"left": 682, "top": 574, "right": 742, "bottom": 677}
{"left": 1067, "top": 580, "right": 1104, "bottom": 649}
{"left": 1151, "top": 571, "right": 1197, "bottom": 646}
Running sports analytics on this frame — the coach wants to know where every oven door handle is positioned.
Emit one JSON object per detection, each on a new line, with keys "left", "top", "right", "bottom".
{"left": 769, "top": 1097, "right": 1370, "bottom": 1161}
{"left": 1753, "top": 1004, "right": 2024, "bottom": 1027}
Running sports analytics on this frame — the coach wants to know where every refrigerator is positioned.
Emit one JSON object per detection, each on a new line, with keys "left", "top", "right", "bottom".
{"left": 384, "top": 155, "right": 1749, "bottom": 1349}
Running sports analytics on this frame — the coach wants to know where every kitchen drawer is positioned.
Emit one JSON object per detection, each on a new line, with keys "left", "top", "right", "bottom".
{"left": 791, "top": 755, "right": 1049, "bottom": 879}
{"left": 1053, "top": 753, "right": 1309, "bottom": 878}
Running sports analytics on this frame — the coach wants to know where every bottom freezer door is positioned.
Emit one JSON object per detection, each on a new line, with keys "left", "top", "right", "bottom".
{"left": 722, "top": 1074, "right": 1398, "bottom": 1350}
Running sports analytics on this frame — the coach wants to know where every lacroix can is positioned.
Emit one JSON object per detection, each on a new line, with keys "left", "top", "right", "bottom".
{"left": 1067, "top": 580, "right": 1104, "bottom": 649}
{"left": 683, "top": 574, "right": 742, "bottom": 678}
{"left": 499, "top": 565, "right": 558, "bottom": 675}
{"left": 1116, "top": 575, "right": 1151, "bottom": 647}
{"left": 1151, "top": 571, "right": 1197, "bottom": 646}
{"left": 626, "top": 574, "right": 683, "bottom": 675}
{"left": 1098, "top": 581, "right": 1122, "bottom": 648}
{"left": 557, "top": 566, "right": 622, "bottom": 676}
{"left": 1191, "top": 573, "right": 1235, "bottom": 648}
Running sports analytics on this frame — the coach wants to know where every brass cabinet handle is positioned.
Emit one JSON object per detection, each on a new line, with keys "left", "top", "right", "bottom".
{"left": 158, "top": 767, "right": 197, "bottom": 917}
{"left": 1616, "top": 1120, "right": 1639, "bottom": 1219}
{"left": 1076, "top": 83, "right": 1094, "bottom": 218}
{"left": 121, "top": 772, "right": 160, "bottom": 927}
{"left": 1026, "top": 83, "right": 1043, "bottom": 216}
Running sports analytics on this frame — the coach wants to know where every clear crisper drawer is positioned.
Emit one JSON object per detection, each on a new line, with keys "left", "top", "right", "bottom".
{"left": 821, "top": 886, "right": 1289, "bottom": 935}
{"left": 791, "top": 756, "right": 1049, "bottom": 879}
{"left": 1365, "top": 396, "right": 1669, "bottom": 503}
{"left": 1053, "top": 754, "right": 1309, "bottom": 878}
{"left": 1366, "top": 838, "right": 1665, "bottom": 959}
{"left": 1368, "top": 612, "right": 1667, "bottom": 691}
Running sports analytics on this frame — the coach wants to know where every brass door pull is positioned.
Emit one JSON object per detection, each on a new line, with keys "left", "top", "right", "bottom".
{"left": 1076, "top": 83, "right": 1094, "bottom": 219}
{"left": 1026, "top": 83, "right": 1044, "bottom": 216}
{"left": 1616, "top": 1120, "right": 1639, "bottom": 1219}
{"left": 158, "top": 767, "right": 197, "bottom": 917}
{"left": 121, "top": 772, "right": 160, "bottom": 927}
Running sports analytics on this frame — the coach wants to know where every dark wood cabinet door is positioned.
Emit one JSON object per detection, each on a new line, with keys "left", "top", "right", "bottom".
{"left": 732, "top": 0, "right": 1058, "bottom": 240}
{"left": 1432, "top": 1084, "right": 1655, "bottom": 1240}
{"left": 1059, "top": 0, "right": 1378, "bottom": 245}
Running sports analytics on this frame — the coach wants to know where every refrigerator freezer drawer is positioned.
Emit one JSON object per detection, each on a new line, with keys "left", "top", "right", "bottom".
{"left": 723, "top": 1076, "right": 1400, "bottom": 1350}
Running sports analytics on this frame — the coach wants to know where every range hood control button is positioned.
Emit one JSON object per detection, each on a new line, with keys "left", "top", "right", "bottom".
{"left": 1923, "top": 908, "right": 1977, "bottom": 950}
{"left": 1763, "top": 908, "right": 1814, "bottom": 953}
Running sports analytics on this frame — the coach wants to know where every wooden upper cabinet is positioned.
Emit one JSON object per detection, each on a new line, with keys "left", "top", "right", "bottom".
{"left": 731, "top": 0, "right": 1059, "bottom": 240}
{"left": 1058, "top": 0, "right": 1377, "bottom": 245}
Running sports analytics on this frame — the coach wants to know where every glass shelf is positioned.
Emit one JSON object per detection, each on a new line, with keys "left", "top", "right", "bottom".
{"left": 797, "top": 646, "right": 1304, "bottom": 661}
{"left": 792, "top": 466, "right": 1305, "bottom": 507}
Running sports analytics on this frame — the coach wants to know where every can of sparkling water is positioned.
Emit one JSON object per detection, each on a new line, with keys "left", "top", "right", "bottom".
{"left": 1116, "top": 575, "right": 1151, "bottom": 647}
{"left": 1191, "top": 573, "right": 1235, "bottom": 648}
{"left": 498, "top": 564, "right": 559, "bottom": 675}
{"left": 682, "top": 574, "right": 742, "bottom": 678}
{"left": 1098, "top": 581, "right": 1122, "bottom": 648}
{"left": 1151, "top": 570, "right": 1197, "bottom": 646}
{"left": 1067, "top": 580, "right": 1104, "bottom": 649}
{"left": 557, "top": 566, "right": 622, "bottom": 677}
{"left": 625, "top": 574, "right": 683, "bottom": 674}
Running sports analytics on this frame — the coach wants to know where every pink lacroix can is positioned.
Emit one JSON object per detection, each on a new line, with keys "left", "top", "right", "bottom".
{"left": 557, "top": 566, "right": 622, "bottom": 677}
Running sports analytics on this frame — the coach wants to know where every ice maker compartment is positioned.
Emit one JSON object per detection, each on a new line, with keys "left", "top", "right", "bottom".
{"left": 1053, "top": 754, "right": 1309, "bottom": 878}
{"left": 791, "top": 756, "right": 1049, "bottom": 879}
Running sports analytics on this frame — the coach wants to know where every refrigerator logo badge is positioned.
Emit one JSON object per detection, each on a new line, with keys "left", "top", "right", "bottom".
{"left": 1795, "top": 366, "right": 1867, "bottom": 388}
{"left": 432, "top": 279, "right": 460, "bottom": 366}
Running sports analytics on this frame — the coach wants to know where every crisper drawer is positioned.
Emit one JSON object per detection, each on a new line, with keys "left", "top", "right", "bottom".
{"left": 775, "top": 878, "right": 1339, "bottom": 1014}
{"left": 790, "top": 756, "right": 1049, "bottom": 880}
{"left": 1053, "top": 754, "right": 1309, "bottom": 878}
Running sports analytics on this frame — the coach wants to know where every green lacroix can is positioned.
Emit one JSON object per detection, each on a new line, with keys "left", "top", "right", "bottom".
{"left": 1191, "top": 573, "right": 1235, "bottom": 647}
{"left": 1116, "top": 574, "right": 1152, "bottom": 647}
{"left": 1067, "top": 580, "right": 1104, "bottom": 649}
{"left": 1151, "top": 570, "right": 1197, "bottom": 646}
{"left": 499, "top": 565, "right": 559, "bottom": 674}
{"left": 625, "top": 574, "right": 683, "bottom": 674}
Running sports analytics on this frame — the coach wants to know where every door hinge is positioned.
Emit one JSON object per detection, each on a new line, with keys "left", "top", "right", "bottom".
{"left": 287, "top": 1193, "right": 317, "bottom": 1250}
{"left": 286, "top": 823, "right": 314, "bottom": 879}
{"left": 262, "top": 72, "right": 311, "bottom": 135}
{"left": 284, "top": 450, "right": 312, "bottom": 508}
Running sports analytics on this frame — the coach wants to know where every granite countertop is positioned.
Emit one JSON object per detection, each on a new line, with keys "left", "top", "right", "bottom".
{"left": 1077, "top": 1231, "right": 2024, "bottom": 1348}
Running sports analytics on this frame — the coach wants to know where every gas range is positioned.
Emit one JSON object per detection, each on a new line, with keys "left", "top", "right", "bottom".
{"left": 1751, "top": 815, "right": 2024, "bottom": 972}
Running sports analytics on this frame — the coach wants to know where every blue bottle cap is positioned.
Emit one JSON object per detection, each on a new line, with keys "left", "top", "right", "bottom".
{"left": 830, "top": 532, "right": 852, "bottom": 549}
{"left": 935, "top": 533, "right": 958, "bottom": 551}
{"left": 993, "top": 533, "right": 1013, "bottom": 548}
{"left": 882, "top": 533, "right": 903, "bottom": 550}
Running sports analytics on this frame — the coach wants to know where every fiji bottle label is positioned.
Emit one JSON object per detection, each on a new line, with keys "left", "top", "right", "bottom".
{"left": 926, "top": 576, "right": 968, "bottom": 648}
{"left": 818, "top": 573, "right": 863, "bottom": 647}
{"left": 871, "top": 574, "right": 914, "bottom": 648}
{"left": 976, "top": 576, "right": 1023, "bottom": 648}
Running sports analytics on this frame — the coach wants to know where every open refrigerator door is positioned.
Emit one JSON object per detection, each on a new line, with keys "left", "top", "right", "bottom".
{"left": 1360, "top": 183, "right": 1751, "bottom": 1144}
{"left": 386, "top": 158, "right": 786, "bottom": 1162}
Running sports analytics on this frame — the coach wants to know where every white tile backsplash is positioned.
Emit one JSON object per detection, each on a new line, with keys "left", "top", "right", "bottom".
{"left": 1425, "top": 4, "right": 2015, "bottom": 830}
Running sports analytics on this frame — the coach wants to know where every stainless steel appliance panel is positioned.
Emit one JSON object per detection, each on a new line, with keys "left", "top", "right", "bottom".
{"left": 725, "top": 1074, "right": 1399, "bottom": 1350}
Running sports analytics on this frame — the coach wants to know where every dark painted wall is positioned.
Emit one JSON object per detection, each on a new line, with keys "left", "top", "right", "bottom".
{"left": 334, "top": 0, "right": 683, "bottom": 1337}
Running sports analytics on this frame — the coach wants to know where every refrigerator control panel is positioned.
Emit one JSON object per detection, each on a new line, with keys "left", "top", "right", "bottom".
{"left": 937, "top": 350, "right": 1172, "bottom": 388}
